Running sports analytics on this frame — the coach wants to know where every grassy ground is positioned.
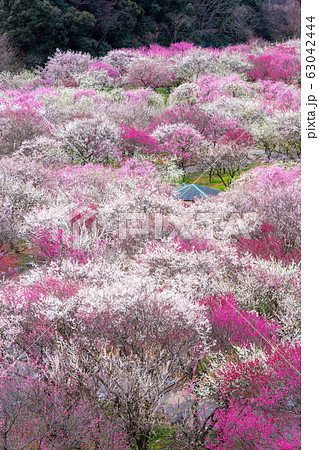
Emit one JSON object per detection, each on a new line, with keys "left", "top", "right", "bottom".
{"left": 182, "top": 163, "right": 260, "bottom": 191}
{"left": 2, "top": 245, "right": 35, "bottom": 275}
{"left": 183, "top": 171, "right": 229, "bottom": 191}
{"left": 155, "top": 87, "right": 173, "bottom": 99}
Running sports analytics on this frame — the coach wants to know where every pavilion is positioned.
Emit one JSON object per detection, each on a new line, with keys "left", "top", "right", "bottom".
{"left": 175, "top": 184, "right": 221, "bottom": 202}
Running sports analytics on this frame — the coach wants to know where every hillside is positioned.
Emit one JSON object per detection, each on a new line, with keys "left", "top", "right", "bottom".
{"left": 0, "top": 0, "right": 301, "bottom": 67}
{"left": 0, "top": 40, "right": 301, "bottom": 449}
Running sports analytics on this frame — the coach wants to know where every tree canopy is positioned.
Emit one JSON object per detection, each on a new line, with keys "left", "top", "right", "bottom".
{"left": 0, "top": 0, "right": 301, "bottom": 66}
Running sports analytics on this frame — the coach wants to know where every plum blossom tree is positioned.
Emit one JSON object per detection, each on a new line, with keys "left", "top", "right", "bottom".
{"left": 198, "top": 293, "right": 280, "bottom": 353}
{"left": 56, "top": 117, "right": 121, "bottom": 164}
{"left": 208, "top": 163, "right": 301, "bottom": 250}
{"left": 152, "top": 123, "right": 204, "bottom": 179}
{"left": 201, "top": 97, "right": 269, "bottom": 130}
{"left": 119, "top": 126, "right": 161, "bottom": 158}
{"left": 210, "top": 50, "right": 254, "bottom": 77}
{"left": 197, "top": 74, "right": 252, "bottom": 103}
{"left": 202, "top": 343, "right": 300, "bottom": 449}
{"left": 36, "top": 49, "right": 93, "bottom": 82}
{"left": 95, "top": 294, "right": 203, "bottom": 449}
{"left": 149, "top": 106, "right": 242, "bottom": 143}
{"left": 101, "top": 49, "right": 138, "bottom": 76}
{"left": 122, "top": 88, "right": 165, "bottom": 112}
{"left": 123, "top": 58, "right": 175, "bottom": 88}
{"left": 74, "top": 61, "right": 121, "bottom": 90}
{"left": 157, "top": 163, "right": 184, "bottom": 184}
{"left": 251, "top": 110, "right": 301, "bottom": 160}
{"left": 0, "top": 198, "right": 16, "bottom": 249}
{"left": 168, "top": 83, "right": 200, "bottom": 107}
{"left": 173, "top": 50, "right": 219, "bottom": 82}
{"left": 0, "top": 108, "right": 45, "bottom": 156}
{"left": 253, "top": 80, "right": 300, "bottom": 111}
{"left": 0, "top": 263, "right": 207, "bottom": 449}
{"left": 107, "top": 99, "right": 160, "bottom": 130}
{"left": 247, "top": 46, "right": 301, "bottom": 84}
{"left": 18, "top": 136, "right": 67, "bottom": 166}
{"left": 230, "top": 254, "right": 301, "bottom": 340}
{"left": 116, "top": 158, "right": 157, "bottom": 179}
{"left": 203, "top": 128, "right": 253, "bottom": 185}
{"left": 0, "top": 372, "right": 133, "bottom": 449}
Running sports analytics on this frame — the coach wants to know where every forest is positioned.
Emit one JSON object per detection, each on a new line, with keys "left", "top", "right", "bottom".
{"left": 0, "top": 0, "right": 301, "bottom": 67}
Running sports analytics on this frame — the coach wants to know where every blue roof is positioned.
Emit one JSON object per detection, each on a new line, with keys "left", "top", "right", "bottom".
{"left": 175, "top": 184, "right": 221, "bottom": 201}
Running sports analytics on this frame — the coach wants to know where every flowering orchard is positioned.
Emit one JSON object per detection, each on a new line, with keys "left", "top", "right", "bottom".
{"left": 0, "top": 39, "right": 300, "bottom": 449}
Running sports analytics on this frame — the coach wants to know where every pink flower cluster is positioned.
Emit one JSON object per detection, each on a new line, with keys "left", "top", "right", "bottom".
{"left": 31, "top": 227, "right": 91, "bottom": 264}
{"left": 206, "top": 343, "right": 301, "bottom": 449}
{"left": 0, "top": 248, "right": 19, "bottom": 279}
{"left": 247, "top": 46, "right": 300, "bottom": 84}
{"left": 236, "top": 223, "right": 301, "bottom": 264}
{"left": 199, "top": 293, "right": 280, "bottom": 351}
{"left": 88, "top": 60, "right": 120, "bottom": 79}
{"left": 120, "top": 126, "right": 161, "bottom": 157}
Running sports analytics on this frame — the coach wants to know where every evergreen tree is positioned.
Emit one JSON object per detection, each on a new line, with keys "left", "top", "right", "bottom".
{"left": 0, "top": 0, "right": 97, "bottom": 67}
{"left": 0, "top": 0, "right": 300, "bottom": 67}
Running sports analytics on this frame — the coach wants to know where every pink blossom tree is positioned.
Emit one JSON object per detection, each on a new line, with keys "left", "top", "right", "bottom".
{"left": 203, "top": 343, "right": 300, "bottom": 449}
{"left": 0, "top": 372, "right": 132, "bottom": 449}
{"left": 119, "top": 126, "right": 162, "bottom": 158}
{"left": 204, "top": 128, "right": 254, "bottom": 186}
{"left": 197, "top": 74, "right": 252, "bottom": 103}
{"left": 36, "top": 49, "right": 92, "bottom": 82}
{"left": 210, "top": 163, "right": 301, "bottom": 250}
{"left": 123, "top": 58, "right": 175, "bottom": 88}
{"left": 149, "top": 106, "right": 242, "bottom": 141}
{"left": 152, "top": 123, "right": 204, "bottom": 179}
{"left": 247, "top": 46, "right": 301, "bottom": 84}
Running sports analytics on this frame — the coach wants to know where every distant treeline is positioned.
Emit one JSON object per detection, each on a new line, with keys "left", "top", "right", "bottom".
{"left": 0, "top": 0, "right": 301, "bottom": 67}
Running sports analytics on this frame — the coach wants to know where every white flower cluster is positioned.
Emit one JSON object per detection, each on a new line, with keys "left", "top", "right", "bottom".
{"left": 174, "top": 51, "right": 219, "bottom": 82}
{"left": 168, "top": 83, "right": 200, "bottom": 107}
{"left": 251, "top": 110, "right": 301, "bottom": 160}
{"left": 56, "top": 117, "right": 121, "bottom": 164}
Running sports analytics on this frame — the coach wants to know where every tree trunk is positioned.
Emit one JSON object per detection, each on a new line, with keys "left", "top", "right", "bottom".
{"left": 209, "top": 167, "right": 213, "bottom": 183}
{"left": 135, "top": 433, "right": 150, "bottom": 450}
